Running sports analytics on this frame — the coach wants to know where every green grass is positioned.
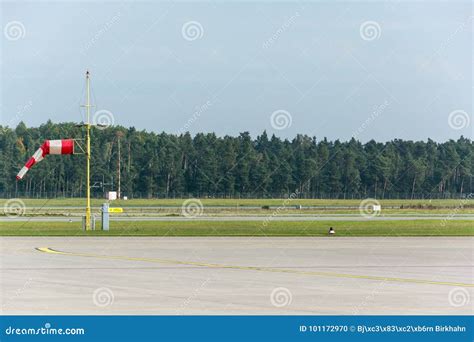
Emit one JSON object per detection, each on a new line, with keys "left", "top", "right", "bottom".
{"left": 0, "top": 220, "right": 472, "bottom": 236}
{"left": 2, "top": 198, "right": 473, "bottom": 216}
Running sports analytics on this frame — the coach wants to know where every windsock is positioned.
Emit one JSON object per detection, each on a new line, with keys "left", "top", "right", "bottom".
{"left": 16, "top": 139, "right": 74, "bottom": 180}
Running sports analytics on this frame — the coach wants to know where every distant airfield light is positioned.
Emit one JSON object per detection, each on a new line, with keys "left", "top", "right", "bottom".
{"left": 107, "top": 191, "right": 118, "bottom": 201}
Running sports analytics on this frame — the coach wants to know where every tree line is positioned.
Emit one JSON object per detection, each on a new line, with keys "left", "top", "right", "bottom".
{"left": 0, "top": 121, "right": 472, "bottom": 199}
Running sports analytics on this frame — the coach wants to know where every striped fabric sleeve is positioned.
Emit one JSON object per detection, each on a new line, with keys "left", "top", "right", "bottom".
{"left": 16, "top": 139, "right": 74, "bottom": 180}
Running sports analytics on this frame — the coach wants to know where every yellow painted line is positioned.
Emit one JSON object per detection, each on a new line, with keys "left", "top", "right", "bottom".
{"left": 36, "top": 247, "right": 474, "bottom": 288}
{"left": 37, "top": 247, "right": 64, "bottom": 254}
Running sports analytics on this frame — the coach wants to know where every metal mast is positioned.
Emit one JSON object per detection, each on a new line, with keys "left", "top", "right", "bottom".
{"left": 85, "top": 70, "right": 92, "bottom": 230}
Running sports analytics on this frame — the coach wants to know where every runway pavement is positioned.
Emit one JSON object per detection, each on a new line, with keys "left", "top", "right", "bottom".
{"left": 1, "top": 237, "right": 472, "bottom": 315}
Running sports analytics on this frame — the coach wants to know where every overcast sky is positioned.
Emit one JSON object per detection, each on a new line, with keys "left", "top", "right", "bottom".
{"left": 1, "top": 1, "right": 472, "bottom": 142}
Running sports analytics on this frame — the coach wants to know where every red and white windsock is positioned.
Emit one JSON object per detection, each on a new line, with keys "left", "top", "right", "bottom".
{"left": 16, "top": 139, "right": 74, "bottom": 180}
